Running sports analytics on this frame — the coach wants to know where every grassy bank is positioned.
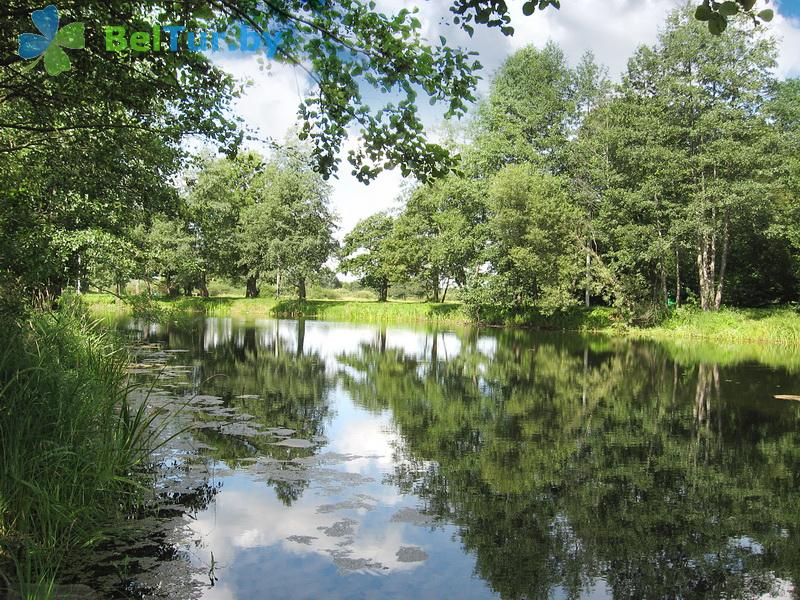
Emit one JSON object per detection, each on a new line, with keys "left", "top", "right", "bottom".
{"left": 84, "top": 293, "right": 800, "bottom": 345}
{"left": 86, "top": 293, "right": 620, "bottom": 329}
{"left": 85, "top": 293, "right": 474, "bottom": 325}
{"left": 0, "top": 307, "right": 155, "bottom": 597}
{"left": 633, "top": 306, "right": 800, "bottom": 346}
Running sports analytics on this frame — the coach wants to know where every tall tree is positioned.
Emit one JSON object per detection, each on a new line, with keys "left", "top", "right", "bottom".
{"left": 185, "top": 152, "right": 266, "bottom": 296}
{"left": 390, "top": 174, "right": 485, "bottom": 302}
{"left": 237, "top": 154, "right": 337, "bottom": 300}
{"left": 340, "top": 212, "right": 396, "bottom": 302}
{"left": 568, "top": 51, "right": 612, "bottom": 308}
{"left": 469, "top": 42, "right": 575, "bottom": 176}
{"left": 145, "top": 217, "right": 203, "bottom": 296}
{"left": 608, "top": 8, "right": 781, "bottom": 311}
{"left": 469, "top": 164, "right": 585, "bottom": 315}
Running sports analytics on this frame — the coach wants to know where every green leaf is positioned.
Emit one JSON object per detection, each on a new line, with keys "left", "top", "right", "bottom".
{"left": 695, "top": 5, "right": 713, "bottom": 21}
{"left": 708, "top": 13, "right": 727, "bottom": 35}
{"left": 522, "top": 2, "right": 536, "bottom": 16}
{"left": 738, "top": 0, "right": 757, "bottom": 10}
{"left": 18, "top": 55, "right": 43, "bottom": 73}
{"left": 54, "top": 22, "right": 85, "bottom": 49}
{"left": 718, "top": 1, "right": 739, "bottom": 16}
{"left": 43, "top": 44, "right": 71, "bottom": 76}
{"left": 757, "top": 9, "right": 774, "bottom": 22}
{"left": 194, "top": 5, "right": 213, "bottom": 19}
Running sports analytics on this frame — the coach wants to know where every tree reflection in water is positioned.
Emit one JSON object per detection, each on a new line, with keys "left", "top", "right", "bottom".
{"left": 122, "top": 316, "right": 800, "bottom": 598}
{"left": 338, "top": 328, "right": 800, "bottom": 599}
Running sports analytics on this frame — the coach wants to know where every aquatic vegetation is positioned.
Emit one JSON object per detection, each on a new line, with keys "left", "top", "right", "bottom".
{"left": 0, "top": 309, "right": 160, "bottom": 596}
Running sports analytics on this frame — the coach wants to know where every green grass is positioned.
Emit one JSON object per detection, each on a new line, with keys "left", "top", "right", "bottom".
{"left": 634, "top": 306, "right": 800, "bottom": 345}
{"left": 85, "top": 293, "right": 473, "bottom": 324}
{"left": 0, "top": 305, "right": 160, "bottom": 597}
{"left": 84, "top": 292, "right": 620, "bottom": 329}
{"left": 84, "top": 293, "right": 800, "bottom": 346}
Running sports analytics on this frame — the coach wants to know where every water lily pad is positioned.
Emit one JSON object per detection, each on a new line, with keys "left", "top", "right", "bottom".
{"left": 272, "top": 438, "right": 314, "bottom": 448}
{"left": 266, "top": 427, "right": 296, "bottom": 437}
{"left": 396, "top": 546, "right": 428, "bottom": 563}
{"left": 286, "top": 535, "right": 317, "bottom": 545}
{"left": 390, "top": 507, "right": 435, "bottom": 526}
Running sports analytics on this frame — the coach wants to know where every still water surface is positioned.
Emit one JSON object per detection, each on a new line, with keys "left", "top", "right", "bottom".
{"left": 89, "top": 317, "right": 800, "bottom": 599}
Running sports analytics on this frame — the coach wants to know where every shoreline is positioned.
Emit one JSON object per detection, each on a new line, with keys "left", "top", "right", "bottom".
{"left": 83, "top": 293, "right": 800, "bottom": 347}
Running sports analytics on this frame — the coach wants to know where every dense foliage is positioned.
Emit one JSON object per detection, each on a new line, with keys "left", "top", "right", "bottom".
{"left": 340, "top": 8, "right": 799, "bottom": 321}
{"left": 2, "top": 2, "right": 792, "bottom": 320}
{"left": 0, "top": 0, "right": 529, "bottom": 305}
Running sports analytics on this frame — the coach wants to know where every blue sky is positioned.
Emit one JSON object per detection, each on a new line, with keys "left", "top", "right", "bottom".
{"left": 213, "top": 0, "right": 800, "bottom": 237}
{"left": 778, "top": 0, "right": 800, "bottom": 18}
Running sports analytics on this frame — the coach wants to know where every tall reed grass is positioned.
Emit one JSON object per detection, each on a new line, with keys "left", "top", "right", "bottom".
{"left": 0, "top": 306, "right": 158, "bottom": 598}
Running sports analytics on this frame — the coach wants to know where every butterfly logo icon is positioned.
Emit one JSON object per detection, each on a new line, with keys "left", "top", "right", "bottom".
{"left": 18, "top": 5, "right": 85, "bottom": 76}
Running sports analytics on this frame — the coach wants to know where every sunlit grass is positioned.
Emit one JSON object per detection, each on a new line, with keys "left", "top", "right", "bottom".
{"left": 84, "top": 293, "right": 800, "bottom": 347}
{"left": 636, "top": 306, "right": 800, "bottom": 345}
{"left": 84, "top": 292, "right": 472, "bottom": 324}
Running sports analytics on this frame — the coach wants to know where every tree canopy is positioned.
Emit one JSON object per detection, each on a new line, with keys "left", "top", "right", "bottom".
{"left": 338, "top": 5, "right": 796, "bottom": 319}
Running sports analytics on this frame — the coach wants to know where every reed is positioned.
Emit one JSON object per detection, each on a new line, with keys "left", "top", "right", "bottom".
{"left": 0, "top": 305, "right": 160, "bottom": 597}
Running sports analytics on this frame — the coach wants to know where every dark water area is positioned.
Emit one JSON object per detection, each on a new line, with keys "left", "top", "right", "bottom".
{"left": 85, "top": 317, "right": 800, "bottom": 599}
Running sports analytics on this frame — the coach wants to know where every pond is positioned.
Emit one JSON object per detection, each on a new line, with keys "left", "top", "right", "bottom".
{"left": 79, "top": 317, "right": 800, "bottom": 599}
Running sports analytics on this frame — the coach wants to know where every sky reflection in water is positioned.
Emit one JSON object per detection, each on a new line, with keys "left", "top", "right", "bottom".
{"left": 110, "top": 317, "right": 800, "bottom": 600}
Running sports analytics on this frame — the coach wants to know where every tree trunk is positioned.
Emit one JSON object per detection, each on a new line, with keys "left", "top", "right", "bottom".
{"left": 431, "top": 274, "right": 440, "bottom": 303}
{"left": 713, "top": 216, "right": 729, "bottom": 310}
{"left": 675, "top": 249, "right": 681, "bottom": 308}
{"left": 696, "top": 228, "right": 716, "bottom": 311}
{"left": 246, "top": 275, "right": 259, "bottom": 298}
{"left": 275, "top": 270, "right": 281, "bottom": 298}
{"left": 198, "top": 273, "right": 209, "bottom": 298}
{"left": 379, "top": 279, "right": 388, "bottom": 302}
{"left": 696, "top": 210, "right": 729, "bottom": 312}
{"left": 585, "top": 250, "right": 591, "bottom": 308}
{"left": 297, "top": 277, "right": 306, "bottom": 301}
{"left": 441, "top": 278, "right": 450, "bottom": 303}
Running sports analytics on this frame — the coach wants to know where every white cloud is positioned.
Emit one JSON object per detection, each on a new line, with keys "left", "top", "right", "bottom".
{"left": 507, "top": 0, "right": 684, "bottom": 78}
{"left": 773, "top": 8, "right": 800, "bottom": 78}
{"left": 212, "top": 55, "right": 307, "bottom": 144}
{"left": 329, "top": 150, "right": 406, "bottom": 239}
